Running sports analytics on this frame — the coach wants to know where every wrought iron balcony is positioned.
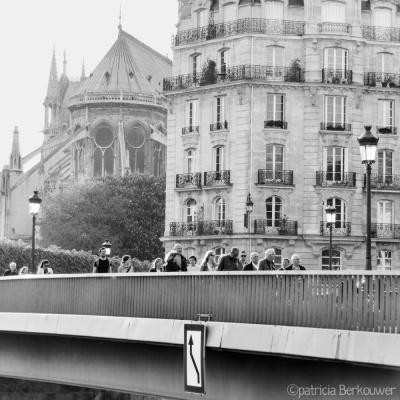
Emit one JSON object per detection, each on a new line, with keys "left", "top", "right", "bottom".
{"left": 376, "top": 126, "right": 397, "bottom": 135}
{"left": 320, "top": 122, "right": 351, "bottom": 132}
{"left": 254, "top": 219, "right": 298, "bottom": 236}
{"left": 163, "top": 64, "right": 304, "bottom": 91}
{"left": 264, "top": 120, "right": 288, "bottom": 129}
{"left": 371, "top": 223, "right": 400, "bottom": 239}
{"left": 364, "top": 72, "right": 400, "bottom": 88}
{"left": 170, "top": 220, "right": 233, "bottom": 236}
{"left": 318, "top": 22, "right": 352, "bottom": 34}
{"left": 204, "top": 170, "right": 230, "bottom": 186}
{"left": 182, "top": 126, "right": 199, "bottom": 135}
{"left": 171, "top": 18, "right": 305, "bottom": 46}
{"left": 368, "top": 174, "right": 400, "bottom": 191}
{"left": 322, "top": 69, "right": 352, "bottom": 84}
{"left": 257, "top": 170, "right": 293, "bottom": 186}
{"left": 362, "top": 26, "right": 400, "bottom": 42}
{"left": 210, "top": 121, "right": 228, "bottom": 131}
{"left": 316, "top": 171, "right": 356, "bottom": 188}
{"left": 320, "top": 221, "right": 351, "bottom": 236}
{"left": 176, "top": 173, "right": 202, "bottom": 189}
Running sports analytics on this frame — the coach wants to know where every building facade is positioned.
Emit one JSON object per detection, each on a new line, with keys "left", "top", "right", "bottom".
{"left": 162, "top": 0, "right": 400, "bottom": 270}
{"left": 0, "top": 25, "right": 172, "bottom": 241}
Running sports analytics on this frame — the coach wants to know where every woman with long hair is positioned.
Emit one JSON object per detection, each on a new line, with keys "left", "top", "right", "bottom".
{"left": 150, "top": 258, "right": 164, "bottom": 272}
{"left": 19, "top": 266, "right": 29, "bottom": 275}
{"left": 200, "top": 251, "right": 218, "bottom": 271}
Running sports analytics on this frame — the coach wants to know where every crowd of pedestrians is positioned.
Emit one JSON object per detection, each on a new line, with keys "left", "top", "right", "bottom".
{"left": 3, "top": 243, "right": 306, "bottom": 276}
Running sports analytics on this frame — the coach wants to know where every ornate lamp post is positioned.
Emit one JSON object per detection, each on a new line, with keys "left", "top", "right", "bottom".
{"left": 357, "top": 125, "right": 379, "bottom": 270}
{"left": 325, "top": 205, "right": 337, "bottom": 270}
{"left": 29, "top": 191, "right": 42, "bottom": 272}
{"left": 102, "top": 239, "right": 112, "bottom": 256}
{"left": 244, "top": 193, "right": 254, "bottom": 231}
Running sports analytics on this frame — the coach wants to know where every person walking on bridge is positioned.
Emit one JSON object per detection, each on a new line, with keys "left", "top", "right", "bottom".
{"left": 92, "top": 247, "right": 112, "bottom": 273}
{"left": 285, "top": 254, "right": 306, "bottom": 270}
{"left": 3, "top": 262, "right": 18, "bottom": 276}
{"left": 217, "top": 247, "right": 241, "bottom": 271}
{"left": 258, "top": 249, "right": 276, "bottom": 271}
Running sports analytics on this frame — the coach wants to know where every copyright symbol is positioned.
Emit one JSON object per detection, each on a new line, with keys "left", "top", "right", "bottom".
{"left": 287, "top": 384, "right": 298, "bottom": 397}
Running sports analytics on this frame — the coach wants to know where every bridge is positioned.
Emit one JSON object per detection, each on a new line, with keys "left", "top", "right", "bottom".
{"left": 0, "top": 271, "right": 399, "bottom": 399}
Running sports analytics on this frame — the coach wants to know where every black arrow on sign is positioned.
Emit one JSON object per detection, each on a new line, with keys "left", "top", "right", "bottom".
{"left": 189, "top": 335, "right": 200, "bottom": 384}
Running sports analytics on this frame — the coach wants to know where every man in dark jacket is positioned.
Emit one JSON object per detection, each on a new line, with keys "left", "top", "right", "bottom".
{"left": 258, "top": 248, "right": 276, "bottom": 270}
{"left": 173, "top": 243, "right": 187, "bottom": 271}
{"left": 92, "top": 247, "right": 112, "bottom": 273}
{"left": 285, "top": 254, "right": 306, "bottom": 270}
{"left": 3, "top": 262, "right": 18, "bottom": 276}
{"left": 244, "top": 252, "right": 259, "bottom": 271}
{"left": 217, "top": 247, "right": 241, "bottom": 271}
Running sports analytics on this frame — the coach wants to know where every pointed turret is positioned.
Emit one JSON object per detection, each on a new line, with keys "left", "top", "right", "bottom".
{"left": 45, "top": 46, "right": 60, "bottom": 102}
{"left": 9, "top": 126, "right": 22, "bottom": 171}
{"left": 62, "top": 49, "right": 67, "bottom": 77}
{"left": 80, "top": 58, "right": 86, "bottom": 81}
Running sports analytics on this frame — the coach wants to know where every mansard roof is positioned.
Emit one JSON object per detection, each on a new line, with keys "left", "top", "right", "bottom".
{"left": 76, "top": 30, "right": 172, "bottom": 96}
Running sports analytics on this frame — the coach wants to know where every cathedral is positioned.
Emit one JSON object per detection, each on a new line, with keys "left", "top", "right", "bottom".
{"left": 0, "top": 24, "right": 172, "bottom": 241}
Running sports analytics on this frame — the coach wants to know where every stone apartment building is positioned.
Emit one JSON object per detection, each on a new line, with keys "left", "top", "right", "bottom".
{"left": 0, "top": 24, "right": 171, "bottom": 241}
{"left": 162, "top": 0, "right": 400, "bottom": 270}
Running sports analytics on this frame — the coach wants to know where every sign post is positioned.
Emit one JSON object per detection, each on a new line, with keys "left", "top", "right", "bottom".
{"left": 184, "top": 324, "right": 205, "bottom": 394}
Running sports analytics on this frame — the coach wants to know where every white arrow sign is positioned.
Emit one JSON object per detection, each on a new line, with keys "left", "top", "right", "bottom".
{"left": 184, "top": 324, "right": 205, "bottom": 394}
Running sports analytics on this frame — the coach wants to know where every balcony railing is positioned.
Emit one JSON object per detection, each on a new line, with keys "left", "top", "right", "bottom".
{"left": 170, "top": 220, "right": 233, "bottom": 236}
{"left": 318, "top": 22, "right": 352, "bottom": 34}
{"left": 163, "top": 64, "right": 304, "bottom": 91}
{"left": 254, "top": 219, "right": 298, "bottom": 236}
{"left": 316, "top": 171, "right": 356, "bottom": 188}
{"left": 320, "top": 122, "right": 351, "bottom": 132}
{"left": 182, "top": 126, "right": 199, "bottom": 135}
{"left": 322, "top": 69, "right": 352, "bottom": 84}
{"left": 367, "top": 174, "right": 400, "bottom": 191}
{"left": 176, "top": 173, "right": 202, "bottom": 189}
{"left": 257, "top": 170, "right": 293, "bottom": 186}
{"left": 371, "top": 223, "right": 400, "bottom": 239}
{"left": 172, "top": 18, "right": 305, "bottom": 46}
{"left": 320, "top": 221, "right": 351, "bottom": 236}
{"left": 204, "top": 170, "right": 231, "bottom": 186}
{"left": 264, "top": 120, "right": 288, "bottom": 129}
{"left": 364, "top": 72, "right": 400, "bottom": 88}
{"left": 362, "top": 25, "right": 400, "bottom": 42}
{"left": 210, "top": 121, "right": 228, "bottom": 131}
{"left": 376, "top": 126, "right": 397, "bottom": 135}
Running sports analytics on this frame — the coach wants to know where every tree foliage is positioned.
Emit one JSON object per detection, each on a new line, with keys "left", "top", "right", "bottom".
{"left": 40, "top": 173, "right": 166, "bottom": 260}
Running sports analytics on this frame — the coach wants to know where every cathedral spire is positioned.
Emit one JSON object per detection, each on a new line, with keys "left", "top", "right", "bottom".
{"left": 80, "top": 58, "right": 86, "bottom": 81}
{"left": 46, "top": 46, "right": 60, "bottom": 98}
{"left": 62, "top": 49, "right": 67, "bottom": 76}
{"left": 10, "top": 126, "right": 22, "bottom": 171}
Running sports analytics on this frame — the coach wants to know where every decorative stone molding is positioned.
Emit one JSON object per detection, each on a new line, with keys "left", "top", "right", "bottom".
{"left": 263, "top": 128, "right": 290, "bottom": 146}
{"left": 355, "top": 90, "right": 363, "bottom": 109}
{"left": 182, "top": 133, "right": 200, "bottom": 149}
{"left": 319, "top": 131, "right": 352, "bottom": 145}
{"left": 309, "top": 87, "right": 318, "bottom": 106}
{"left": 210, "top": 130, "right": 228, "bottom": 146}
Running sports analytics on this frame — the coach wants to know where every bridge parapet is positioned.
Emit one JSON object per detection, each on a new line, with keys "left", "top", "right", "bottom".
{"left": 1, "top": 271, "right": 399, "bottom": 334}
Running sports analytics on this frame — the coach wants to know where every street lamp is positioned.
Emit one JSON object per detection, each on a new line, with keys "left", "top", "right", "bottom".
{"left": 244, "top": 193, "right": 254, "bottom": 230}
{"left": 29, "top": 191, "right": 42, "bottom": 271}
{"left": 358, "top": 125, "right": 379, "bottom": 270}
{"left": 102, "top": 239, "right": 112, "bottom": 256}
{"left": 325, "top": 205, "right": 337, "bottom": 270}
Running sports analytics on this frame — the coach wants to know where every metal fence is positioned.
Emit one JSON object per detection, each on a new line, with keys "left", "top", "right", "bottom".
{"left": 1, "top": 272, "right": 399, "bottom": 334}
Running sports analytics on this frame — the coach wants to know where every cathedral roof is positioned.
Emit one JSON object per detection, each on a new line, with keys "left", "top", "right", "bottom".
{"left": 76, "top": 30, "right": 172, "bottom": 96}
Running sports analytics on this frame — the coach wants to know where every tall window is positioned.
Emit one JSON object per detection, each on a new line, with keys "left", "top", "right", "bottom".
{"left": 265, "top": 1, "right": 284, "bottom": 20}
{"left": 214, "top": 197, "right": 226, "bottom": 221}
{"left": 220, "top": 51, "right": 227, "bottom": 74}
{"left": 266, "top": 46, "right": 284, "bottom": 67}
{"left": 378, "top": 100, "right": 393, "bottom": 128}
{"left": 377, "top": 200, "right": 393, "bottom": 224}
{"left": 153, "top": 142, "right": 163, "bottom": 176}
{"left": 324, "top": 147, "right": 348, "bottom": 181}
{"left": 322, "top": 249, "right": 341, "bottom": 270}
{"left": 321, "top": 2, "right": 346, "bottom": 23}
{"left": 267, "top": 94, "right": 284, "bottom": 122}
{"left": 377, "top": 53, "right": 393, "bottom": 73}
{"left": 186, "top": 199, "right": 197, "bottom": 222}
{"left": 374, "top": 8, "right": 391, "bottom": 27}
{"left": 324, "top": 48, "right": 348, "bottom": 70}
{"left": 266, "top": 196, "right": 283, "bottom": 226}
{"left": 224, "top": 4, "right": 236, "bottom": 22}
{"left": 125, "top": 126, "right": 145, "bottom": 173}
{"left": 377, "top": 250, "right": 392, "bottom": 270}
{"left": 378, "top": 150, "right": 393, "bottom": 181}
{"left": 187, "top": 100, "right": 198, "bottom": 128}
{"left": 325, "top": 198, "right": 346, "bottom": 227}
{"left": 266, "top": 144, "right": 284, "bottom": 173}
{"left": 215, "top": 247, "right": 225, "bottom": 262}
{"left": 197, "top": 10, "right": 207, "bottom": 27}
{"left": 193, "top": 55, "right": 199, "bottom": 76}
{"left": 186, "top": 149, "right": 196, "bottom": 173}
{"left": 324, "top": 96, "right": 346, "bottom": 125}
{"left": 214, "top": 146, "right": 224, "bottom": 172}
{"left": 74, "top": 140, "right": 85, "bottom": 178}
{"left": 216, "top": 97, "right": 225, "bottom": 124}
{"left": 93, "top": 124, "right": 114, "bottom": 176}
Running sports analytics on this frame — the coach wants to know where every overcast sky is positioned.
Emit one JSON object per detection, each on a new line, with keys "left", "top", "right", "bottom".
{"left": 0, "top": 0, "right": 178, "bottom": 169}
